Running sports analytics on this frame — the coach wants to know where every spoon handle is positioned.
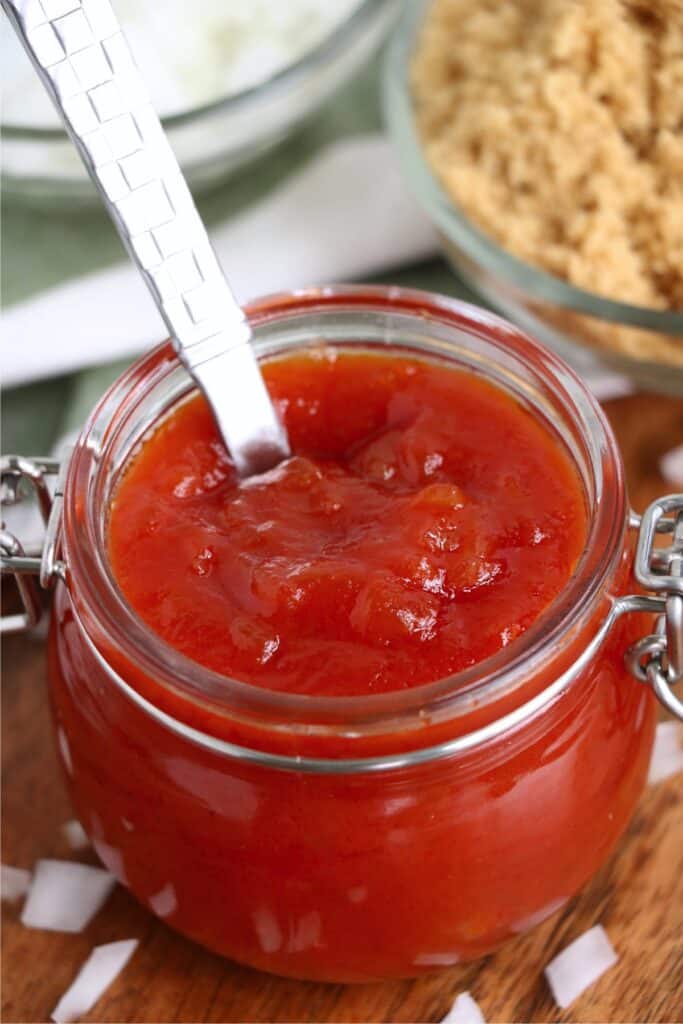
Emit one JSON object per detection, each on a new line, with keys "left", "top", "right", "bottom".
{"left": 2, "top": 0, "right": 289, "bottom": 476}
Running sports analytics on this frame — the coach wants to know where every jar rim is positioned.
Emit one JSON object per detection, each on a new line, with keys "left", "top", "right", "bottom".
{"left": 62, "top": 285, "right": 627, "bottom": 743}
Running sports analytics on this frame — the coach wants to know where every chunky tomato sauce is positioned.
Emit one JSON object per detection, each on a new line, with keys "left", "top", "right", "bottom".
{"left": 109, "top": 349, "right": 588, "bottom": 695}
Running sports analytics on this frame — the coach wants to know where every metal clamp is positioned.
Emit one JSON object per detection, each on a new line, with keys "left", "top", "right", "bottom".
{"left": 626, "top": 495, "right": 683, "bottom": 720}
{"left": 1, "top": 455, "right": 67, "bottom": 635}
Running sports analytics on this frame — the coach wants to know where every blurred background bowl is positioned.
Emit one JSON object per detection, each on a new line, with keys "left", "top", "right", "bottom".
{"left": 2, "top": 0, "right": 397, "bottom": 207}
{"left": 383, "top": 0, "right": 683, "bottom": 393}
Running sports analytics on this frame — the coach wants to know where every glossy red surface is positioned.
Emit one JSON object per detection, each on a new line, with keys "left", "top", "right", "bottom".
{"left": 108, "top": 351, "right": 588, "bottom": 695}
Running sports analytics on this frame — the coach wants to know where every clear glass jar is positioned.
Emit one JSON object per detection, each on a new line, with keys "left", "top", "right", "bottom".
{"left": 6, "top": 288, "right": 680, "bottom": 982}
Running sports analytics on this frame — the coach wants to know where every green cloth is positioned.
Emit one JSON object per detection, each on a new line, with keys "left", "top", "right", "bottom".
{"left": 1, "top": 58, "right": 477, "bottom": 455}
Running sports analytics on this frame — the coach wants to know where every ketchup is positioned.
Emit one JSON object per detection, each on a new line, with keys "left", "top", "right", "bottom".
{"left": 109, "top": 349, "right": 588, "bottom": 695}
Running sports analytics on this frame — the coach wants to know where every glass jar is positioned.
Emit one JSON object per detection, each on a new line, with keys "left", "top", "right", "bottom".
{"left": 3, "top": 287, "right": 682, "bottom": 983}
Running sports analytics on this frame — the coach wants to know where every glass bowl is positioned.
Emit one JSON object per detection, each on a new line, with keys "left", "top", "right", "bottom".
{"left": 2, "top": 0, "right": 397, "bottom": 206}
{"left": 382, "top": 0, "right": 683, "bottom": 393}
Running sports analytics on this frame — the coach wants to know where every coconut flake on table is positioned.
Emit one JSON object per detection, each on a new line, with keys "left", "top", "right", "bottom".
{"left": 51, "top": 938, "right": 139, "bottom": 1024}
{"left": 21, "top": 860, "right": 116, "bottom": 933}
{"left": 440, "top": 992, "right": 486, "bottom": 1024}
{"left": 61, "top": 820, "right": 90, "bottom": 851}
{"left": 1, "top": 865, "right": 31, "bottom": 903}
{"left": 544, "top": 925, "right": 618, "bottom": 1009}
{"left": 659, "top": 444, "right": 683, "bottom": 487}
{"left": 648, "top": 720, "right": 683, "bottom": 785}
{"left": 1, "top": 0, "right": 365, "bottom": 127}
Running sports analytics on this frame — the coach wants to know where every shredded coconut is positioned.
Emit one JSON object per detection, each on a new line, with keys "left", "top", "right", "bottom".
{"left": 2, "top": 0, "right": 364, "bottom": 126}
{"left": 648, "top": 720, "right": 683, "bottom": 784}
{"left": 544, "top": 924, "right": 618, "bottom": 1008}
{"left": 1, "top": 865, "right": 31, "bottom": 903}
{"left": 21, "top": 860, "right": 116, "bottom": 933}
{"left": 61, "top": 820, "right": 90, "bottom": 852}
{"left": 51, "top": 939, "right": 138, "bottom": 1023}
{"left": 660, "top": 445, "right": 683, "bottom": 487}
{"left": 441, "top": 992, "right": 486, "bottom": 1024}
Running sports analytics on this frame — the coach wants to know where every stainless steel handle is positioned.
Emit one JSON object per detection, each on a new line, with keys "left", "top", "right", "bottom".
{"left": 1, "top": 0, "right": 289, "bottom": 477}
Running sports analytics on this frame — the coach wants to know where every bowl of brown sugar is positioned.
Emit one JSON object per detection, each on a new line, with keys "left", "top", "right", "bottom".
{"left": 384, "top": 0, "right": 683, "bottom": 391}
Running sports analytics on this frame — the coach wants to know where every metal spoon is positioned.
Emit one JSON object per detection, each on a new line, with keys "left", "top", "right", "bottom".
{"left": 2, "top": 0, "right": 290, "bottom": 478}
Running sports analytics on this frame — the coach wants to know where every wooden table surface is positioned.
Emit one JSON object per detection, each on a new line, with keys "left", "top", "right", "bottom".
{"left": 2, "top": 393, "right": 682, "bottom": 1024}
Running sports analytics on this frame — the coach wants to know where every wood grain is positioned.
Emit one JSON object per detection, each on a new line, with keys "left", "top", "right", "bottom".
{"left": 2, "top": 393, "right": 682, "bottom": 1024}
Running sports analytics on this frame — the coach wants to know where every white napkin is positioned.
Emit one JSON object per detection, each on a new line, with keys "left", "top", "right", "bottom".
{"left": 1, "top": 135, "right": 439, "bottom": 388}
{"left": 2, "top": 132, "right": 633, "bottom": 401}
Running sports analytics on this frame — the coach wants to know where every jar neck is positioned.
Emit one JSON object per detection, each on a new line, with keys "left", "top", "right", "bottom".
{"left": 61, "top": 286, "right": 628, "bottom": 751}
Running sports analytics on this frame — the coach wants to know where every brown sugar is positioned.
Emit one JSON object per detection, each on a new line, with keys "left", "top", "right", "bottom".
{"left": 412, "top": 0, "right": 683, "bottom": 320}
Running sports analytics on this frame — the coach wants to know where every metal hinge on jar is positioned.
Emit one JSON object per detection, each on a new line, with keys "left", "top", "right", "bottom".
{"left": 625, "top": 496, "right": 683, "bottom": 720}
{"left": 1, "top": 455, "right": 67, "bottom": 634}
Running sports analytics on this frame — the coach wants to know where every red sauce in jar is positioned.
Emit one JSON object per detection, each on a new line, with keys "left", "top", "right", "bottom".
{"left": 109, "top": 350, "right": 588, "bottom": 695}
{"left": 50, "top": 329, "right": 654, "bottom": 982}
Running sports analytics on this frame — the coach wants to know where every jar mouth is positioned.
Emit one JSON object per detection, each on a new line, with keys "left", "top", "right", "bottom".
{"left": 63, "top": 285, "right": 627, "bottom": 737}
